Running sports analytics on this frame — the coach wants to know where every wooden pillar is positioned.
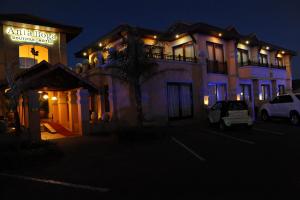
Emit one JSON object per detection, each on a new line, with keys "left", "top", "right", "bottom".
{"left": 77, "top": 88, "right": 90, "bottom": 135}
{"left": 58, "top": 91, "right": 69, "bottom": 129}
{"left": 27, "top": 90, "right": 41, "bottom": 141}
{"left": 68, "top": 90, "right": 79, "bottom": 133}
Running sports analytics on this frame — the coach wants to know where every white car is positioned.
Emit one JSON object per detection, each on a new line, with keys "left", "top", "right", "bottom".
{"left": 260, "top": 93, "right": 300, "bottom": 125}
{"left": 208, "top": 100, "right": 254, "bottom": 130}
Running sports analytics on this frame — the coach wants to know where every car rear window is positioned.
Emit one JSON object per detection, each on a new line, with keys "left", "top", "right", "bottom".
{"left": 227, "top": 101, "right": 248, "bottom": 110}
{"left": 296, "top": 95, "right": 300, "bottom": 101}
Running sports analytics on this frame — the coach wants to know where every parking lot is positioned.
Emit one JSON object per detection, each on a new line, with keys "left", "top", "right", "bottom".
{"left": 0, "top": 119, "right": 299, "bottom": 199}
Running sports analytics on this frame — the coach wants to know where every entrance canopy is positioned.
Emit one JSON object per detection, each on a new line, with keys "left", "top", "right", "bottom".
{"left": 15, "top": 61, "right": 98, "bottom": 92}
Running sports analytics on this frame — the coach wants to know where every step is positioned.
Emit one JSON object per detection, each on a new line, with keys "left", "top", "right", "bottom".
{"left": 43, "top": 123, "right": 57, "bottom": 133}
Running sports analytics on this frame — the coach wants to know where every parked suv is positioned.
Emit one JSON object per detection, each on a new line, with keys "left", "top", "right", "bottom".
{"left": 260, "top": 93, "right": 300, "bottom": 125}
{"left": 208, "top": 100, "right": 253, "bottom": 130}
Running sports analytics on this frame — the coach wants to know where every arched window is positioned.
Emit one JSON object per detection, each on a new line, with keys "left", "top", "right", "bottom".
{"left": 19, "top": 45, "right": 49, "bottom": 68}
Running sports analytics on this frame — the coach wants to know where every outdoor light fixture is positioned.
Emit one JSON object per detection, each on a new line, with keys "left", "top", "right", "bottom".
{"left": 259, "top": 93, "right": 263, "bottom": 101}
{"left": 51, "top": 96, "right": 58, "bottom": 101}
{"left": 175, "top": 34, "right": 179, "bottom": 39}
{"left": 266, "top": 46, "right": 270, "bottom": 50}
{"left": 38, "top": 91, "right": 43, "bottom": 94}
{"left": 281, "top": 51, "right": 285, "bottom": 54}
{"left": 83, "top": 52, "right": 87, "bottom": 56}
{"left": 154, "top": 35, "right": 157, "bottom": 39}
{"left": 218, "top": 33, "right": 222, "bottom": 37}
{"left": 43, "top": 94, "right": 49, "bottom": 100}
{"left": 236, "top": 94, "right": 241, "bottom": 101}
{"left": 4, "top": 88, "right": 11, "bottom": 94}
{"left": 245, "top": 40, "right": 250, "bottom": 45}
{"left": 99, "top": 42, "right": 102, "bottom": 47}
{"left": 204, "top": 96, "right": 209, "bottom": 106}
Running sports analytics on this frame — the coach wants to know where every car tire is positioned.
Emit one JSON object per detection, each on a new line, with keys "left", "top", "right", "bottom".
{"left": 261, "top": 110, "right": 269, "bottom": 121}
{"left": 219, "top": 120, "right": 227, "bottom": 131}
{"left": 290, "top": 111, "right": 300, "bottom": 125}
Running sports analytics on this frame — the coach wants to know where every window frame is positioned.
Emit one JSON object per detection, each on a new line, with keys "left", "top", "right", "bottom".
{"left": 261, "top": 84, "right": 271, "bottom": 100}
{"left": 237, "top": 48, "right": 249, "bottom": 66}
{"left": 278, "top": 85, "right": 285, "bottom": 95}
{"left": 172, "top": 41, "right": 195, "bottom": 60}
{"left": 206, "top": 41, "right": 225, "bottom": 63}
{"left": 259, "top": 53, "right": 269, "bottom": 66}
{"left": 240, "top": 84, "right": 252, "bottom": 101}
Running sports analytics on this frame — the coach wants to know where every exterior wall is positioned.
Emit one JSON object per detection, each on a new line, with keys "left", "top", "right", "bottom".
{"left": 81, "top": 30, "right": 295, "bottom": 124}
{"left": 141, "top": 60, "right": 202, "bottom": 124}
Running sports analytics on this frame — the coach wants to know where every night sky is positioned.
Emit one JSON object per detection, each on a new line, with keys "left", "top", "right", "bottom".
{"left": 1, "top": 0, "right": 300, "bottom": 79}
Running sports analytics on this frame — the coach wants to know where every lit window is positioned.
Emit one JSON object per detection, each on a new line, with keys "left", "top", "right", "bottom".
{"left": 240, "top": 84, "right": 252, "bottom": 102}
{"left": 19, "top": 45, "right": 49, "bottom": 69}
{"left": 278, "top": 85, "right": 285, "bottom": 95}
{"left": 261, "top": 84, "right": 270, "bottom": 100}
{"left": 208, "top": 83, "right": 227, "bottom": 106}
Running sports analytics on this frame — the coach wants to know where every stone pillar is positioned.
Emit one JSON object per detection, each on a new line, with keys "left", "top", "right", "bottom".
{"left": 284, "top": 55, "right": 293, "bottom": 92}
{"left": 27, "top": 90, "right": 41, "bottom": 141}
{"left": 23, "top": 94, "right": 29, "bottom": 128}
{"left": 68, "top": 90, "right": 79, "bottom": 133}
{"left": 58, "top": 92, "right": 69, "bottom": 129}
{"left": 77, "top": 88, "right": 90, "bottom": 135}
{"left": 250, "top": 47, "right": 259, "bottom": 63}
{"left": 226, "top": 40, "right": 239, "bottom": 100}
{"left": 271, "top": 80, "right": 277, "bottom": 98}
{"left": 252, "top": 79, "right": 260, "bottom": 118}
{"left": 96, "top": 94, "right": 102, "bottom": 120}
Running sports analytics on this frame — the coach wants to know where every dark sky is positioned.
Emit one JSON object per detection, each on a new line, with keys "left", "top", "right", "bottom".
{"left": 1, "top": 0, "right": 300, "bottom": 79}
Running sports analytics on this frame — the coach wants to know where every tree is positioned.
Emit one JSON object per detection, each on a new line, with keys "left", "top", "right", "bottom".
{"left": 106, "top": 28, "right": 157, "bottom": 126}
{"left": 5, "top": 60, "right": 23, "bottom": 136}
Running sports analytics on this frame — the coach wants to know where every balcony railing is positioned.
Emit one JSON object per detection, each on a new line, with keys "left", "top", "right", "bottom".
{"left": 206, "top": 59, "right": 228, "bottom": 74}
{"left": 238, "top": 60, "right": 286, "bottom": 70}
{"left": 147, "top": 53, "right": 197, "bottom": 63}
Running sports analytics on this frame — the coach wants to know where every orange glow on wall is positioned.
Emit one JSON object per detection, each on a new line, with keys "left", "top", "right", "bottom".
{"left": 19, "top": 44, "right": 49, "bottom": 63}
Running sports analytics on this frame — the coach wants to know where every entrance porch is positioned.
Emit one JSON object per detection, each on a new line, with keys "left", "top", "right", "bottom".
{"left": 13, "top": 61, "right": 97, "bottom": 141}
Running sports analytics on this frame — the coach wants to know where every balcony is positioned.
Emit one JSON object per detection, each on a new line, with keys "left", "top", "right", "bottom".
{"left": 147, "top": 53, "right": 197, "bottom": 63}
{"left": 239, "top": 60, "right": 286, "bottom": 70}
{"left": 206, "top": 59, "right": 228, "bottom": 74}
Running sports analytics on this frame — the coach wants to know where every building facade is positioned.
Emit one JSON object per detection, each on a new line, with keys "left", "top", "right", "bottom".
{"left": 75, "top": 22, "right": 296, "bottom": 125}
{"left": 0, "top": 14, "right": 96, "bottom": 139}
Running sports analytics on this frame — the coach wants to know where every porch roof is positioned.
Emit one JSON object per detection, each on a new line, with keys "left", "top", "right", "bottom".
{"left": 15, "top": 61, "right": 98, "bottom": 92}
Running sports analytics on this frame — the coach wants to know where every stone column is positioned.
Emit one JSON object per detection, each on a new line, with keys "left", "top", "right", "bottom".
{"left": 252, "top": 79, "right": 260, "bottom": 118}
{"left": 284, "top": 55, "right": 293, "bottom": 92}
{"left": 27, "top": 90, "right": 41, "bottom": 141}
{"left": 226, "top": 40, "right": 239, "bottom": 100}
{"left": 77, "top": 88, "right": 90, "bottom": 135}
{"left": 58, "top": 92, "right": 69, "bottom": 129}
{"left": 271, "top": 80, "right": 277, "bottom": 98}
{"left": 250, "top": 47, "right": 259, "bottom": 63}
{"left": 68, "top": 90, "right": 79, "bottom": 133}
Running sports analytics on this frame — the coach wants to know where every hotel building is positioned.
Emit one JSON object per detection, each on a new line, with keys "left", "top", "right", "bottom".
{"left": 0, "top": 14, "right": 96, "bottom": 139}
{"left": 0, "top": 14, "right": 296, "bottom": 138}
{"left": 76, "top": 22, "right": 296, "bottom": 125}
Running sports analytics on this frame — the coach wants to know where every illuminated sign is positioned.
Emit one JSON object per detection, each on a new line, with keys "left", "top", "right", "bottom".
{"left": 5, "top": 26, "right": 57, "bottom": 45}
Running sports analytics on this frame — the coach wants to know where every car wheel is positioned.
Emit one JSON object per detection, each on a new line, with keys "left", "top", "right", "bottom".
{"left": 219, "top": 120, "right": 227, "bottom": 131}
{"left": 290, "top": 112, "right": 300, "bottom": 125}
{"left": 261, "top": 110, "right": 269, "bottom": 121}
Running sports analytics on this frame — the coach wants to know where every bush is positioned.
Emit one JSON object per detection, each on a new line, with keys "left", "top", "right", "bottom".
{"left": 0, "top": 140, "right": 63, "bottom": 171}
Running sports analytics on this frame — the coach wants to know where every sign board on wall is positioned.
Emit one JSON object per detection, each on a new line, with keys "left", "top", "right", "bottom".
{"left": 5, "top": 26, "right": 58, "bottom": 45}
